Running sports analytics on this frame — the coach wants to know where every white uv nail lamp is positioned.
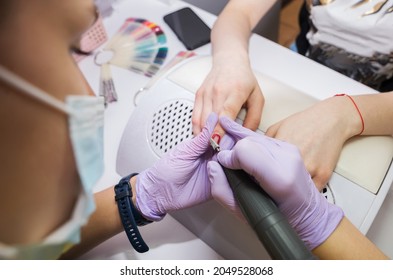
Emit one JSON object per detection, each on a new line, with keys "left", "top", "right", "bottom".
{"left": 116, "top": 56, "right": 393, "bottom": 259}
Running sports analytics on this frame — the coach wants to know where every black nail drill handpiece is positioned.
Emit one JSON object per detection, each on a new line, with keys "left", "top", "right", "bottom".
{"left": 210, "top": 139, "right": 315, "bottom": 259}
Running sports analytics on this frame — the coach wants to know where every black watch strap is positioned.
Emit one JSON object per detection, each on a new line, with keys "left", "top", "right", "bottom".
{"left": 114, "top": 173, "right": 151, "bottom": 253}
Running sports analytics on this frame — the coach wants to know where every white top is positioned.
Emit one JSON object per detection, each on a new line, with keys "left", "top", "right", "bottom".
{"left": 308, "top": 0, "right": 393, "bottom": 57}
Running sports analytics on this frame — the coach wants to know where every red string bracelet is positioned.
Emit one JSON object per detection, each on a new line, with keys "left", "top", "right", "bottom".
{"left": 334, "top": 93, "right": 364, "bottom": 136}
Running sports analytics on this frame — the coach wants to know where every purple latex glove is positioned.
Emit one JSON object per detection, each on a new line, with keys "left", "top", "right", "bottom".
{"left": 135, "top": 113, "right": 218, "bottom": 221}
{"left": 208, "top": 116, "right": 344, "bottom": 250}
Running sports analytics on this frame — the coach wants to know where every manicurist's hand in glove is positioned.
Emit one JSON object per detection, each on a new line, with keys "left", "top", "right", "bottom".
{"left": 61, "top": 113, "right": 219, "bottom": 258}
{"left": 135, "top": 113, "right": 218, "bottom": 221}
{"left": 207, "top": 117, "right": 388, "bottom": 260}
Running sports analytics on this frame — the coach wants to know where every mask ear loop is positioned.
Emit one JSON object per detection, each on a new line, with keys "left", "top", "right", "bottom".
{"left": 0, "top": 66, "right": 74, "bottom": 115}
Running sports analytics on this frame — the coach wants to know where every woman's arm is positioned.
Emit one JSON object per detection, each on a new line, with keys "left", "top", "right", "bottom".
{"left": 351, "top": 92, "right": 393, "bottom": 136}
{"left": 313, "top": 217, "right": 388, "bottom": 260}
{"left": 267, "top": 92, "right": 393, "bottom": 189}
{"left": 59, "top": 186, "right": 124, "bottom": 259}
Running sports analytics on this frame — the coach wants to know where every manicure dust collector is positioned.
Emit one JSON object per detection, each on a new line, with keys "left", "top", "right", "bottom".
{"left": 116, "top": 56, "right": 393, "bottom": 259}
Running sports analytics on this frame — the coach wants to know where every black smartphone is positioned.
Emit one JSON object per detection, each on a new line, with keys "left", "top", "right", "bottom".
{"left": 163, "top": 7, "right": 211, "bottom": 50}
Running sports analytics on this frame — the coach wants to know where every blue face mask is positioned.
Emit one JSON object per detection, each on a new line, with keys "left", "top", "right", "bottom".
{"left": 0, "top": 66, "right": 105, "bottom": 259}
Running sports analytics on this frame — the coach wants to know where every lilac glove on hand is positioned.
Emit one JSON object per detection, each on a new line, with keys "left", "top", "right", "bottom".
{"left": 208, "top": 116, "right": 344, "bottom": 250}
{"left": 135, "top": 113, "right": 218, "bottom": 221}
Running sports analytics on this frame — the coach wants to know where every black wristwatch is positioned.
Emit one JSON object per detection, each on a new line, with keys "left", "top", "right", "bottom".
{"left": 114, "top": 173, "right": 152, "bottom": 253}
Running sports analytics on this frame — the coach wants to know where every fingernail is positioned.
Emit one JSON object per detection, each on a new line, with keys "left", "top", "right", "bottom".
{"left": 212, "top": 133, "right": 221, "bottom": 144}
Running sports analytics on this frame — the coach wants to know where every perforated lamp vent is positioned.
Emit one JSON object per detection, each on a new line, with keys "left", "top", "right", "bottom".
{"left": 148, "top": 99, "right": 194, "bottom": 156}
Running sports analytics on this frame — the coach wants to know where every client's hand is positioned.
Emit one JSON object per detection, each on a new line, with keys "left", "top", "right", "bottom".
{"left": 208, "top": 116, "right": 344, "bottom": 250}
{"left": 266, "top": 96, "right": 361, "bottom": 190}
{"left": 135, "top": 113, "right": 218, "bottom": 221}
{"left": 192, "top": 54, "right": 264, "bottom": 137}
